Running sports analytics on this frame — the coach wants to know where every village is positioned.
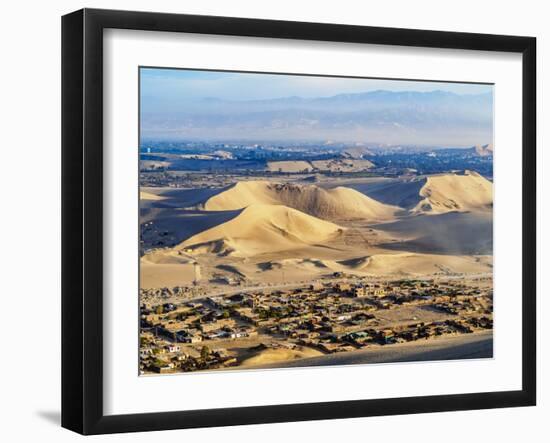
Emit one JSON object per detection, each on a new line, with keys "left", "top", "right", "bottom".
{"left": 139, "top": 277, "right": 493, "bottom": 374}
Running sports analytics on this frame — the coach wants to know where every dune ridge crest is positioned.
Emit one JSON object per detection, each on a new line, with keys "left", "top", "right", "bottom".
{"left": 203, "top": 180, "right": 398, "bottom": 221}
{"left": 179, "top": 203, "right": 345, "bottom": 257}
{"left": 411, "top": 171, "right": 493, "bottom": 214}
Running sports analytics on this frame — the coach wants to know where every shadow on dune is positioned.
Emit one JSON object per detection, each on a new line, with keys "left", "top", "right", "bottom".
{"left": 345, "top": 178, "right": 427, "bottom": 209}
{"left": 142, "top": 187, "right": 223, "bottom": 209}
{"left": 372, "top": 211, "right": 493, "bottom": 255}
{"left": 141, "top": 208, "right": 243, "bottom": 246}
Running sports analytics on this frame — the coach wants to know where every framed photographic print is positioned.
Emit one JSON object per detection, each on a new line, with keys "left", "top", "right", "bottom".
{"left": 61, "top": 8, "right": 536, "bottom": 435}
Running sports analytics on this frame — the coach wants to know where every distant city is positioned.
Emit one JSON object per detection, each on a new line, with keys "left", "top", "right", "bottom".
{"left": 139, "top": 140, "right": 493, "bottom": 178}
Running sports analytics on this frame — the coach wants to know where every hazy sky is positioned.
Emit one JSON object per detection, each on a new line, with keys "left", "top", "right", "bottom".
{"left": 140, "top": 68, "right": 493, "bottom": 146}
{"left": 140, "top": 67, "right": 493, "bottom": 111}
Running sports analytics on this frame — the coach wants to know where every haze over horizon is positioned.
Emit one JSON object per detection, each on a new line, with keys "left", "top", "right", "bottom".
{"left": 140, "top": 68, "right": 494, "bottom": 147}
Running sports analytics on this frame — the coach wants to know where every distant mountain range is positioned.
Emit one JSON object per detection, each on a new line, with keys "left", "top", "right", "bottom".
{"left": 141, "top": 90, "right": 493, "bottom": 147}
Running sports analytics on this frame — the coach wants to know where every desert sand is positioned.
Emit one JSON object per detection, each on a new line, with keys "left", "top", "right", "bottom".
{"left": 266, "top": 160, "right": 313, "bottom": 173}
{"left": 140, "top": 190, "right": 166, "bottom": 201}
{"left": 411, "top": 171, "right": 493, "bottom": 214}
{"left": 203, "top": 181, "right": 398, "bottom": 221}
{"left": 240, "top": 346, "right": 323, "bottom": 367}
{"left": 266, "top": 158, "right": 374, "bottom": 173}
{"left": 246, "top": 330, "right": 493, "bottom": 370}
{"left": 180, "top": 203, "right": 345, "bottom": 257}
{"left": 342, "top": 171, "right": 493, "bottom": 214}
{"left": 139, "top": 172, "right": 493, "bottom": 289}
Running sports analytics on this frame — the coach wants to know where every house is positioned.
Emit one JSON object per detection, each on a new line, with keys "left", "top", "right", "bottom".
{"left": 228, "top": 330, "right": 249, "bottom": 339}
{"left": 176, "top": 330, "right": 202, "bottom": 343}
{"left": 335, "top": 283, "right": 351, "bottom": 293}
{"left": 380, "top": 329, "right": 396, "bottom": 344}
{"left": 205, "top": 330, "right": 228, "bottom": 340}
{"left": 151, "top": 361, "right": 175, "bottom": 374}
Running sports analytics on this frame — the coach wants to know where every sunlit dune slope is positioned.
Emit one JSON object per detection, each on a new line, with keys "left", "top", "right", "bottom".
{"left": 343, "top": 253, "right": 492, "bottom": 276}
{"left": 179, "top": 204, "right": 345, "bottom": 256}
{"left": 140, "top": 190, "right": 166, "bottom": 201}
{"left": 412, "top": 171, "right": 493, "bottom": 214}
{"left": 355, "top": 171, "right": 492, "bottom": 214}
{"left": 203, "top": 181, "right": 398, "bottom": 221}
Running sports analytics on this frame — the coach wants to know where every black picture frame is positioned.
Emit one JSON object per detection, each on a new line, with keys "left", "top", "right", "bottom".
{"left": 61, "top": 8, "right": 536, "bottom": 435}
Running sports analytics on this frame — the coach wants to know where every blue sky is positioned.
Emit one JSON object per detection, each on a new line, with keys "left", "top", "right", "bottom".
{"left": 140, "top": 67, "right": 493, "bottom": 112}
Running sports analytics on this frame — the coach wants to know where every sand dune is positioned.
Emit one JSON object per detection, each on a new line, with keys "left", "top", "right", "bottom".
{"left": 311, "top": 158, "right": 374, "bottom": 172}
{"left": 266, "top": 158, "right": 374, "bottom": 173}
{"left": 266, "top": 160, "right": 313, "bottom": 173}
{"left": 412, "top": 171, "right": 492, "bottom": 214}
{"left": 203, "top": 181, "right": 398, "bottom": 221}
{"left": 348, "top": 252, "right": 492, "bottom": 276}
{"left": 259, "top": 258, "right": 338, "bottom": 272}
{"left": 141, "top": 187, "right": 221, "bottom": 209}
{"left": 140, "top": 209, "right": 242, "bottom": 250}
{"left": 140, "top": 190, "right": 165, "bottom": 201}
{"left": 240, "top": 346, "right": 323, "bottom": 367}
{"left": 140, "top": 172, "right": 493, "bottom": 287}
{"left": 347, "top": 171, "right": 492, "bottom": 214}
{"left": 179, "top": 204, "right": 345, "bottom": 257}
{"left": 343, "top": 178, "right": 426, "bottom": 209}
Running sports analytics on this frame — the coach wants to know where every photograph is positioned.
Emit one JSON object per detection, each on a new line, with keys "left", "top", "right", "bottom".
{"left": 0, "top": 0, "right": 543, "bottom": 440}
{"left": 138, "top": 68, "right": 495, "bottom": 375}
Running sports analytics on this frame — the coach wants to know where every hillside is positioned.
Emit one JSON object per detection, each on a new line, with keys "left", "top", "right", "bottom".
{"left": 179, "top": 204, "right": 344, "bottom": 257}
{"left": 267, "top": 158, "right": 374, "bottom": 173}
{"left": 203, "top": 181, "right": 398, "bottom": 221}
{"left": 412, "top": 171, "right": 493, "bottom": 214}
{"left": 354, "top": 171, "right": 492, "bottom": 214}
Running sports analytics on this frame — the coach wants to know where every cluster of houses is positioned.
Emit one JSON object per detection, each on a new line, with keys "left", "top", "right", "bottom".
{"left": 139, "top": 278, "right": 493, "bottom": 374}
{"left": 140, "top": 285, "right": 204, "bottom": 302}
{"left": 139, "top": 339, "right": 238, "bottom": 374}
{"left": 341, "top": 316, "right": 492, "bottom": 347}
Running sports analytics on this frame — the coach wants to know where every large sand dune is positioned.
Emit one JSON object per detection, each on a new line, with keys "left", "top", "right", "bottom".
{"left": 344, "top": 171, "right": 492, "bottom": 214}
{"left": 140, "top": 171, "right": 493, "bottom": 287}
{"left": 412, "top": 171, "right": 493, "bottom": 214}
{"left": 203, "top": 181, "right": 398, "bottom": 221}
{"left": 140, "top": 209, "right": 242, "bottom": 250}
{"left": 179, "top": 204, "right": 345, "bottom": 257}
